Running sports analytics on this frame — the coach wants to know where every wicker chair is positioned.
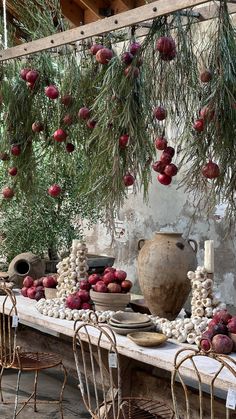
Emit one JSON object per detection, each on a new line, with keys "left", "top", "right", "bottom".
{"left": 73, "top": 313, "right": 174, "bottom": 419}
{"left": 171, "top": 346, "right": 236, "bottom": 419}
{"left": 0, "top": 287, "right": 67, "bottom": 418}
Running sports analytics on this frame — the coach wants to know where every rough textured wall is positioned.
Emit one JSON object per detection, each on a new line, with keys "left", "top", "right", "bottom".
{"left": 82, "top": 173, "right": 236, "bottom": 313}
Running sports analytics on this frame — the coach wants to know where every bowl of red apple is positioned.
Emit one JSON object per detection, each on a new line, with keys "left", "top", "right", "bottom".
{"left": 89, "top": 267, "right": 132, "bottom": 312}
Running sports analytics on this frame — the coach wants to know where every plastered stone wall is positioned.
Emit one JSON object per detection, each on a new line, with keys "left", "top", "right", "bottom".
{"left": 82, "top": 173, "right": 236, "bottom": 313}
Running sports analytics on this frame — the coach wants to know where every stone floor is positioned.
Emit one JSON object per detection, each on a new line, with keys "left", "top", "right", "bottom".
{"left": 0, "top": 368, "right": 90, "bottom": 418}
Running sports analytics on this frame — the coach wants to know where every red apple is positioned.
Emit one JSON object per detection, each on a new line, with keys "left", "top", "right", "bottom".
{"left": 107, "top": 283, "right": 121, "bottom": 293}
{"left": 48, "top": 184, "right": 61, "bottom": 198}
{"left": 81, "top": 302, "right": 92, "bottom": 310}
{"left": 23, "top": 276, "right": 34, "bottom": 288}
{"left": 66, "top": 293, "right": 81, "bottom": 309}
{"left": 8, "top": 167, "right": 18, "bottom": 176}
{"left": 27, "top": 286, "right": 37, "bottom": 299}
{"left": 94, "top": 281, "right": 108, "bottom": 293}
{"left": 114, "top": 270, "right": 127, "bottom": 282}
{"left": 88, "top": 274, "right": 100, "bottom": 286}
{"left": 42, "top": 276, "right": 57, "bottom": 288}
{"left": 121, "top": 279, "right": 132, "bottom": 292}
{"left": 103, "top": 272, "right": 115, "bottom": 285}
{"left": 80, "top": 280, "right": 91, "bottom": 291}
{"left": 21, "top": 287, "right": 28, "bottom": 297}
{"left": 76, "top": 289, "right": 90, "bottom": 302}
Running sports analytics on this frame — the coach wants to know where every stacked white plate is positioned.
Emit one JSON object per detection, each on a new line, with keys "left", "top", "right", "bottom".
{"left": 109, "top": 312, "right": 154, "bottom": 335}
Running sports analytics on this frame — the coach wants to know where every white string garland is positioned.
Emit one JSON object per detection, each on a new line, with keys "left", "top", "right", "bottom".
{"left": 3, "top": 0, "right": 8, "bottom": 49}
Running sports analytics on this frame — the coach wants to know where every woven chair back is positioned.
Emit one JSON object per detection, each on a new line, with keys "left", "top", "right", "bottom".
{"left": 0, "top": 288, "right": 18, "bottom": 368}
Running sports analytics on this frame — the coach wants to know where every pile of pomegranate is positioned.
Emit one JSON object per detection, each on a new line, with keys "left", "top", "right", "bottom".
{"left": 88, "top": 267, "right": 132, "bottom": 294}
{"left": 152, "top": 136, "right": 178, "bottom": 186}
{"left": 21, "top": 274, "right": 57, "bottom": 301}
{"left": 200, "top": 309, "right": 236, "bottom": 354}
{"left": 65, "top": 279, "right": 92, "bottom": 310}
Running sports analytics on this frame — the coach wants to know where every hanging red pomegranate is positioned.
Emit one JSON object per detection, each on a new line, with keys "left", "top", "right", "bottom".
{"left": 165, "top": 146, "right": 175, "bottom": 158}
{"left": 87, "top": 119, "right": 96, "bottom": 129}
{"left": 63, "top": 114, "right": 73, "bottom": 125}
{"left": 124, "top": 66, "right": 139, "bottom": 78}
{"left": 32, "top": 122, "right": 44, "bottom": 133}
{"left": 160, "top": 152, "right": 172, "bottom": 165}
{"left": 129, "top": 42, "right": 141, "bottom": 56}
{"left": 66, "top": 143, "right": 75, "bottom": 153}
{"left": 123, "top": 173, "right": 135, "bottom": 186}
{"left": 156, "top": 36, "right": 176, "bottom": 54}
{"left": 157, "top": 173, "right": 172, "bottom": 185}
{"left": 155, "top": 137, "right": 167, "bottom": 150}
{"left": 45, "top": 85, "right": 59, "bottom": 100}
{"left": 11, "top": 144, "right": 21, "bottom": 156}
{"left": 53, "top": 129, "right": 68, "bottom": 142}
{"left": 25, "top": 70, "right": 39, "bottom": 84}
{"left": 0, "top": 152, "right": 9, "bottom": 161}
{"left": 202, "top": 161, "right": 220, "bottom": 179}
{"left": 96, "top": 48, "right": 113, "bottom": 64}
{"left": 48, "top": 184, "right": 61, "bottom": 197}
{"left": 193, "top": 119, "right": 204, "bottom": 132}
{"left": 164, "top": 163, "right": 178, "bottom": 177}
{"left": 160, "top": 49, "right": 176, "bottom": 61}
{"left": 78, "top": 107, "right": 90, "bottom": 120}
{"left": 153, "top": 106, "right": 167, "bottom": 121}
{"left": 2, "top": 187, "right": 14, "bottom": 199}
{"left": 8, "top": 167, "right": 18, "bottom": 176}
{"left": 61, "top": 94, "right": 73, "bottom": 106}
{"left": 20, "top": 68, "right": 30, "bottom": 80}
{"left": 90, "top": 43, "right": 103, "bottom": 55}
{"left": 122, "top": 52, "right": 134, "bottom": 65}
{"left": 152, "top": 161, "right": 166, "bottom": 173}
{"left": 119, "top": 134, "right": 129, "bottom": 148}
{"left": 200, "top": 70, "right": 212, "bottom": 83}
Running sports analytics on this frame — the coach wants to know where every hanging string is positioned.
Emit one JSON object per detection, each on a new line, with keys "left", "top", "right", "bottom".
{"left": 3, "top": 0, "right": 8, "bottom": 49}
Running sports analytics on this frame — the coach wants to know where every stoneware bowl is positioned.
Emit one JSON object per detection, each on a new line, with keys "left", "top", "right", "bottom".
{"left": 127, "top": 332, "right": 167, "bottom": 347}
{"left": 90, "top": 289, "right": 130, "bottom": 311}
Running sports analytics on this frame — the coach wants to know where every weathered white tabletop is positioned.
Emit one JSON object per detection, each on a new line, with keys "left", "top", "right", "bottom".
{"left": 0, "top": 293, "right": 236, "bottom": 392}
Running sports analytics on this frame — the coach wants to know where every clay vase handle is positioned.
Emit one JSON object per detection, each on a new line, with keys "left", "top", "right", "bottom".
{"left": 188, "top": 239, "right": 198, "bottom": 253}
{"left": 138, "top": 239, "right": 146, "bottom": 251}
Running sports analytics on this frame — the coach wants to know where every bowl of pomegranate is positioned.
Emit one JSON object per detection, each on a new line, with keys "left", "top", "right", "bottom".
{"left": 89, "top": 267, "right": 132, "bottom": 311}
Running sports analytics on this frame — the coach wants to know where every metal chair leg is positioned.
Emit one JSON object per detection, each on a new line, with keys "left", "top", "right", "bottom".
{"left": 33, "top": 370, "right": 39, "bottom": 412}
{"left": 59, "top": 363, "right": 67, "bottom": 419}
{"left": 0, "top": 366, "right": 5, "bottom": 402}
{"left": 13, "top": 370, "right": 21, "bottom": 419}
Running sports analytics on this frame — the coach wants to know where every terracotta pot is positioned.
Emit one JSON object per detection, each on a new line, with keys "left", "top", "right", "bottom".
{"left": 90, "top": 289, "right": 130, "bottom": 312}
{"left": 137, "top": 232, "right": 197, "bottom": 320}
{"left": 8, "top": 252, "right": 45, "bottom": 288}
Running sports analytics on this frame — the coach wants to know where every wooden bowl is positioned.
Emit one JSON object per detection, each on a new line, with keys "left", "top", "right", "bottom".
{"left": 44, "top": 288, "right": 57, "bottom": 300}
{"left": 127, "top": 332, "right": 167, "bottom": 347}
{"left": 90, "top": 289, "right": 130, "bottom": 312}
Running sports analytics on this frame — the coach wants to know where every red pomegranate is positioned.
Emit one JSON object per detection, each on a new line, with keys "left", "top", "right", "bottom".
{"left": 45, "top": 85, "right": 59, "bottom": 100}
{"left": 164, "top": 163, "right": 178, "bottom": 177}
{"left": 155, "top": 137, "right": 167, "bottom": 150}
{"left": 193, "top": 119, "right": 204, "bottom": 132}
{"left": 61, "top": 94, "right": 73, "bottom": 106}
{"left": 119, "top": 134, "right": 129, "bottom": 148}
{"left": 2, "top": 187, "right": 14, "bottom": 199}
{"left": 123, "top": 173, "right": 135, "bottom": 187}
{"left": 153, "top": 106, "right": 167, "bottom": 121}
{"left": 124, "top": 65, "right": 139, "bottom": 78}
{"left": 48, "top": 184, "right": 62, "bottom": 197}
{"left": 165, "top": 146, "right": 175, "bottom": 158}
{"left": 20, "top": 68, "right": 30, "bottom": 80}
{"left": 160, "top": 49, "right": 176, "bottom": 61}
{"left": 8, "top": 167, "right": 18, "bottom": 176}
{"left": 152, "top": 161, "right": 166, "bottom": 173}
{"left": 200, "top": 70, "right": 212, "bottom": 83}
{"left": 96, "top": 48, "right": 113, "bottom": 64}
{"left": 202, "top": 161, "right": 220, "bottom": 179}
{"left": 32, "top": 122, "right": 44, "bottom": 133}
{"left": 87, "top": 119, "right": 96, "bottom": 129}
{"left": 160, "top": 152, "right": 172, "bottom": 165}
{"left": 78, "top": 107, "right": 90, "bottom": 120}
{"left": 156, "top": 36, "right": 175, "bottom": 54}
{"left": 157, "top": 173, "right": 172, "bottom": 185}
{"left": 53, "top": 129, "right": 67, "bottom": 142}
{"left": 90, "top": 43, "right": 103, "bottom": 55}
{"left": 11, "top": 144, "right": 21, "bottom": 156}
{"left": 65, "top": 143, "right": 75, "bottom": 153}
{"left": 122, "top": 52, "right": 133, "bottom": 65}
{"left": 0, "top": 152, "right": 9, "bottom": 161}
{"left": 63, "top": 114, "right": 73, "bottom": 125}
{"left": 25, "top": 70, "right": 39, "bottom": 84}
{"left": 129, "top": 42, "right": 141, "bottom": 56}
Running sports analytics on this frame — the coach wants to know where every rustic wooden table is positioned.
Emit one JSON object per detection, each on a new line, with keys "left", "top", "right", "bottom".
{"left": 0, "top": 292, "right": 236, "bottom": 418}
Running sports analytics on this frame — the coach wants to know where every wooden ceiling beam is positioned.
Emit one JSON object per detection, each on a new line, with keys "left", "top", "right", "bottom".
{"left": 60, "top": 0, "right": 84, "bottom": 26}
{"left": 77, "top": 0, "right": 102, "bottom": 19}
